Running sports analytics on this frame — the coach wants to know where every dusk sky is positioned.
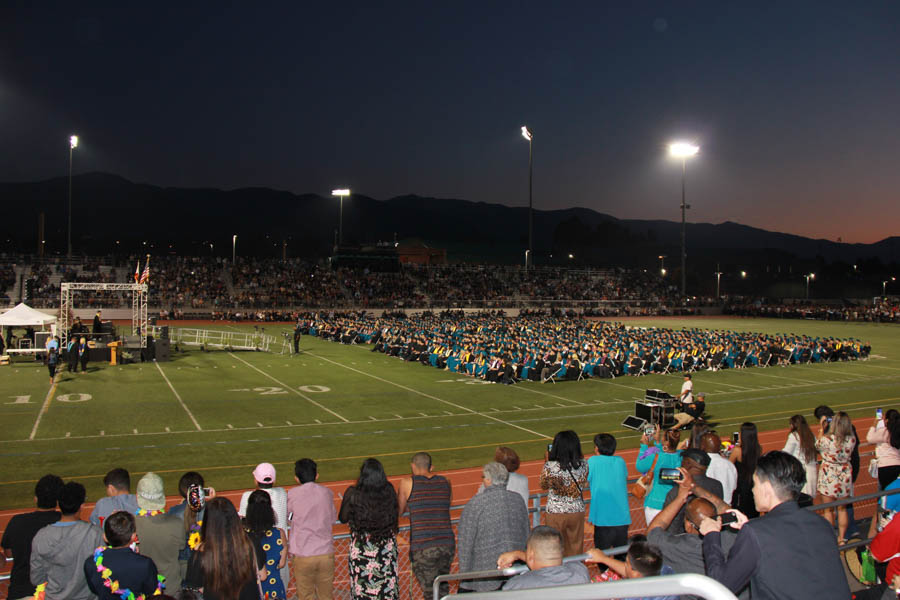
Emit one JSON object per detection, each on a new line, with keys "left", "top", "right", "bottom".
{"left": 2, "top": 2, "right": 898, "bottom": 243}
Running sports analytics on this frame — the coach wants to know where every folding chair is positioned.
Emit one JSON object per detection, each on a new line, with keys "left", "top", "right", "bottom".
{"left": 542, "top": 366, "right": 563, "bottom": 384}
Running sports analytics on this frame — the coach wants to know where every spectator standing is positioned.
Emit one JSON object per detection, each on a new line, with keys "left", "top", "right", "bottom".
{"left": 245, "top": 490, "right": 287, "bottom": 599}
{"left": 816, "top": 404, "right": 861, "bottom": 537}
{"left": 729, "top": 423, "right": 761, "bottom": 519}
{"left": 84, "top": 511, "right": 162, "bottom": 599}
{"left": 867, "top": 409, "right": 900, "bottom": 489}
{"left": 338, "top": 458, "right": 400, "bottom": 600}
{"left": 287, "top": 459, "right": 337, "bottom": 600}
{"left": 586, "top": 433, "right": 630, "bottom": 552}
{"left": 701, "top": 451, "right": 850, "bottom": 600}
{"left": 497, "top": 526, "right": 591, "bottom": 590}
{"left": 782, "top": 415, "right": 818, "bottom": 496}
{"left": 636, "top": 429, "right": 682, "bottom": 525}
{"left": 239, "top": 462, "right": 289, "bottom": 585}
{"left": 30, "top": 481, "right": 103, "bottom": 600}
{"left": 134, "top": 472, "right": 188, "bottom": 592}
{"left": 0, "top": 474, "right": 63, "bottom": 600}
{"left": 90, "top": 468, "right": 139, "bottom": 527}
{"left": 495, "top": 446, "right": 529, "bottom": 508}
{"left": 457, "top": 462, "right": 529, "bottom": 592}
{"left": 239, "top": 462, "right": 288, "bottom": 531}
{"left": 184, "top": 497, "right": 262, "bottom": 600}
{"left": 701, "top": 433, "right": 737, "bottom": 505}
{"left": 816, "top": 411, "right": 856, "bottom": 543}
{"left": 46, "top": 346, "right": 59, "bottom": 384}
{"left": 540, "top": 430, "right": 588, "bottom": 556}
{"left": 397, "top": 452, "right": 454, "bottom": 599}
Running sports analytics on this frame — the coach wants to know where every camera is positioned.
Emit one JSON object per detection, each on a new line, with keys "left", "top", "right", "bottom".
{"left": 643, "top": 424, "right": 657, "bottom": 437}
{"left": 659, "top": 468, "right": 683, "bottom": 482}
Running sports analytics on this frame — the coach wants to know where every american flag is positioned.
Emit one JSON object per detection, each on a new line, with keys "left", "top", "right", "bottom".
{"left": 139, "top": 256, "right": 150, "bottom": 284}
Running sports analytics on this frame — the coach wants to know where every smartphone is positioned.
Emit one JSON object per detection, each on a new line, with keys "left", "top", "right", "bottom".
{"left": 719, "top": 512, "right": 739, "bottom": 525}
{"left": 877, "top": 408, "right": 884, "bottom": 421}
{"left": 202, "top": 487, "right": 212, "bottom": 496}
{"left": 732, "top": 432, "right": 739, "bottom": 444}
{"left": 659, "top": 468, "right": 683, "bottom": 482}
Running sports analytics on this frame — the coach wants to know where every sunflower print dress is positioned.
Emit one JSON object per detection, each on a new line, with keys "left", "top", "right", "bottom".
{"left": 259, "top": 528, "right": 286, "bottom": 599}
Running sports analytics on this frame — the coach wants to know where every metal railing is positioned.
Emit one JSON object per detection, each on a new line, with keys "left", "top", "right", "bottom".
{"left": 447, "top": 574, "right": 738, "bottom": 600}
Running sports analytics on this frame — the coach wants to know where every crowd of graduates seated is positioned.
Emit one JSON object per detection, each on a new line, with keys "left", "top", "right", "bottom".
{"left": 11, "top": 407, "right": 900, "bottom": 600}
{"left": 306, "top": 310, "right": 870, "bottom": 381}
{"left": 725, "top": 299, "right": 900, "bottom": 323}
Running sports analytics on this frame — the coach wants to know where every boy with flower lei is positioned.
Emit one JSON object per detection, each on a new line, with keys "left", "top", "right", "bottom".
{"left": 83, "top": 511, "right": 165, "bottom": 600}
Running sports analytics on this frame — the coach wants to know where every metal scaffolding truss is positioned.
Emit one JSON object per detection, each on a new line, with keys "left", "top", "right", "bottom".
{"left": 60, "top": 282, "right": 149, "bottom": 348}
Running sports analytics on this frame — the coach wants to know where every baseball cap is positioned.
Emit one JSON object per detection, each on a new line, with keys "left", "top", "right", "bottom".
{"left": 136, "top": 472, "right": 166, "bottom": 511}
{"left": 253, "top": 462, "right": 276, "bottom": 484}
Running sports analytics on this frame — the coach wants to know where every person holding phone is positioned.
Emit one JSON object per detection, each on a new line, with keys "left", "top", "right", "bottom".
{"left": 867, "top": 408, "right": 900, "bottom": 489}
{"left": 729, "top": 423, "right": 762, "bottom": 519}
{"left": 636, "top": 429, "right": 683, "bottom": 526}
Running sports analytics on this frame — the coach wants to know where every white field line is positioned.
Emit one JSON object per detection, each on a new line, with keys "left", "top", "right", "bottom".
{"left": 227, "top": 352, "right": 349, "bottom": 423}
{"left": 513, "top": 384, "right": 587, "bottom": 405}
{"left": 155, "top": 362, "right": 202, "bottom": 431}
{"left": 307, "top": 351, "right": 549, "bottom": 439}
{"left": 29, "top": 371, "right": 60, "bottom": 440}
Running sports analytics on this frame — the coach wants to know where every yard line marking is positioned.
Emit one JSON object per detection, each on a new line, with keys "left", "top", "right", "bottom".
{"left": 228, "top": 352, "right": 349, "bottom": 422}
{"left": 315, "top": 419, "right": 322, "bottom": 424}
{"left": 154, "top": 362, "right": 202, "bottom": 431}
{"left": 307, "top": 351, "right": 549, "bottom": 439}
{"left": 257, "top": 423, "right": 264, "bottom": 427}
{"left": 369, "top": 416, "right": 378, "bottom": 421}
{"left": 100, "top": 430, "right": 105, "bottom": 436}
{"left": 285, "top": 420, "right": 293, "bottom": 425}
{"left": 29, "top": 370, "right": 60, "bottom": 440}
{"left": 445, "top": 411, "right": 453, "bottom": 416}
{"left": 227, "top": 424, "right": 234, "bottom": 429}
{"left": 419, "top": 412, "right": 428, "bottom": 417}
{"left": 514, "top": 385, "right": 586, "bottom": 405}
{"left": 704, "top": 380, "right": 752, "bottom": 390}
{"left": 65, "top": 432, "right": 71, "bottom": 438}
{"left": 394, "top": 414, "right": 403, "bottom": 419}
{"left": 133, "top": 429, "right": 138, "bottom": 434}
{"left": 165, "top": 427, "right": 171, "bottom": 432}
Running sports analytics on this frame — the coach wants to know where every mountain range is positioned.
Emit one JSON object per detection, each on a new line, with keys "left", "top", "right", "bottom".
{"left": 1, "top": 172, "right": 897, "bottom": 267}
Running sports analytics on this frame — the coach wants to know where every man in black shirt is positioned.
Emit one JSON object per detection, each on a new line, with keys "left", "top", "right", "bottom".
{"left": 700, "top": 451, "right": 850, "bottom": 600}
{"left": 1, "top": 474, "right": 63, "bottom": 600}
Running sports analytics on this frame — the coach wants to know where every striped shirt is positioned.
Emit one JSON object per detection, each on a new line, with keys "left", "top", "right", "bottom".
{"left": 408, "top": 474, "right": 454, "bottom": 552}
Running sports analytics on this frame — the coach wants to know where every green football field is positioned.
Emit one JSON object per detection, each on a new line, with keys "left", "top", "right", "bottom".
{"left": 1, "top": 317, "right": 899, "bottom": 510}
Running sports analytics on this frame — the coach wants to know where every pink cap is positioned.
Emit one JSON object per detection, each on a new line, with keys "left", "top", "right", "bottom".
{"left": 253, "top": 462, "right": 276, "bottom": 484}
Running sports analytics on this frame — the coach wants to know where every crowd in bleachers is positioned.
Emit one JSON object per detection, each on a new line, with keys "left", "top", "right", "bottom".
{"left": 725, "top": 300, "right": 900, "bottom": 323}
{"left": 307, "top": 312, "right": 869, "bottom": 382}
{"left": 8, "top": 402, "right": 900, "bottom": 600}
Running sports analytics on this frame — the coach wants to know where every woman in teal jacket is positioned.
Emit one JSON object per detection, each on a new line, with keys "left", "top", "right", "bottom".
{"left": 635, "top": 428, "right": 682, "bottom": 526}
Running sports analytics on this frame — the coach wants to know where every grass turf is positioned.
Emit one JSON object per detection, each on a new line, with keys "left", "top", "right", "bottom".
{"left": 0, "top": 317, "right": 898, "bottom": 509}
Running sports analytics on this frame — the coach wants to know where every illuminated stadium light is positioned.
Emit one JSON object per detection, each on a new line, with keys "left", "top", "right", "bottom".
{"left": 520, "top": 126, "right": 532, "bottom": 141}
{"left": 70, "top": 135, "right": 79, "bottom": 149}
{"left": 668, "top": 142, "right": 698, "bottom": 157}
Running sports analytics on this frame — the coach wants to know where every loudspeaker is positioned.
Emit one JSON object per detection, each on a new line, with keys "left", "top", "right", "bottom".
{"left": 160, "top": 326, "right": 169, "bottom": 340}
{"left": 155, "top": 338, "right": 171, "bottom": 362}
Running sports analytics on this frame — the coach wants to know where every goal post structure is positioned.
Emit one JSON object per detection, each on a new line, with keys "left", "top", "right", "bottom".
{"left": 60, "top": 282, "right": 149, "bottom": 348}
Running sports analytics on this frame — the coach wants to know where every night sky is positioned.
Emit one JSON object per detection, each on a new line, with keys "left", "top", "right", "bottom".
{"left": 2, "top": 2, "right": 899, "bottom": 243}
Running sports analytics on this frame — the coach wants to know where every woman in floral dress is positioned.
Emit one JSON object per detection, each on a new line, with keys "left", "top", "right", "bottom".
{"left": 339, "top": 459, "right": 399, "bottom": 600}
{"left": 244, "top": 490, "right": 286, "bottom": 599}
{"left": 816, "top": 411, "right": 857, "bottom": 543}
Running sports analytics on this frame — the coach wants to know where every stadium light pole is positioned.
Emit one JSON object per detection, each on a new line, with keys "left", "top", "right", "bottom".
{"left": 715, "top": 265, "right": 723, "bottom": 299}
{"left": 232, "top": 234, "right": 237, "bottom": 263}
{"left": 521, "top": 126, "right": 533, "bottom": 269}
{"left": 669, "top": 142, "right": 699, "bottom": 297}
{"left": 805, "top": 273, "right": 815, "bottom": 299}
{"left": 884, "top": 277, "right": 896, "bottom": 296}
{"left": 67, "top": 135, "right": 79, "bottom": 257}
{"left": 332, "top": 189, "right": 350, "bottom": 246}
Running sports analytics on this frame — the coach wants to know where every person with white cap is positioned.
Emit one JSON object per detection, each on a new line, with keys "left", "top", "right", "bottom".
{"left": 133, "top": 472, "right": 184, "bottom": 591}
{"left": 239, "top": 462, "right": 289, "bottom": 586}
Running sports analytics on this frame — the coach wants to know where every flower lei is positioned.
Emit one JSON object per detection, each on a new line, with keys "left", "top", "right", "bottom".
{"left": 33, "top": 582, "right": 47, "bottom": 600}
{"left": 135, "top": 508, "right": 166, "bottom": 517}
{"left": 188, "top": 520, "right": 203, "bottom": 550}
{"left": 93, "top": 546, "right": 165, "bottom": 599}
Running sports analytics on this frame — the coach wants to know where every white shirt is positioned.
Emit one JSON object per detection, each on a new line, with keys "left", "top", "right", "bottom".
{"left": 239, "top": 486, "right": 288, "bottom": 532}
{"left": 706, "top": 453, "right": 737, "bottom": 505}
{"left": 680, "top": 379, "right": 693, "bottom": 403}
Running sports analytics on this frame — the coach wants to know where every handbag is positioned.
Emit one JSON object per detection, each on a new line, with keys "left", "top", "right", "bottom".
{"left": 868, "top": 458, "right": 879, "bottom": 479}
{"left": 630, "top": 451, "right": 659, "bottom": 500}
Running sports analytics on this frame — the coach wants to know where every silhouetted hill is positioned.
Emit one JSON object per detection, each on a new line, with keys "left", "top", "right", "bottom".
{"left": 1, "top": 173, "right": 896, "bottom": 265}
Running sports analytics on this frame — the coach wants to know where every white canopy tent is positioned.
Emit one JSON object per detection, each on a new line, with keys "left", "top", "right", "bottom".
{"left": 0, "top": 303, "right": 57, "bottom": 327}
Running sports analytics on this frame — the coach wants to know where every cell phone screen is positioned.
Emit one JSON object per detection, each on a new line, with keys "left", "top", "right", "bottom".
{"left": 732, "top": 432, "right": 739, "bottom": 444}
{"left": 877, "top": 408, "right": 883, "bottom": 420}
{"left": 659, "top": 468, "right": 683, "bottom": 482}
